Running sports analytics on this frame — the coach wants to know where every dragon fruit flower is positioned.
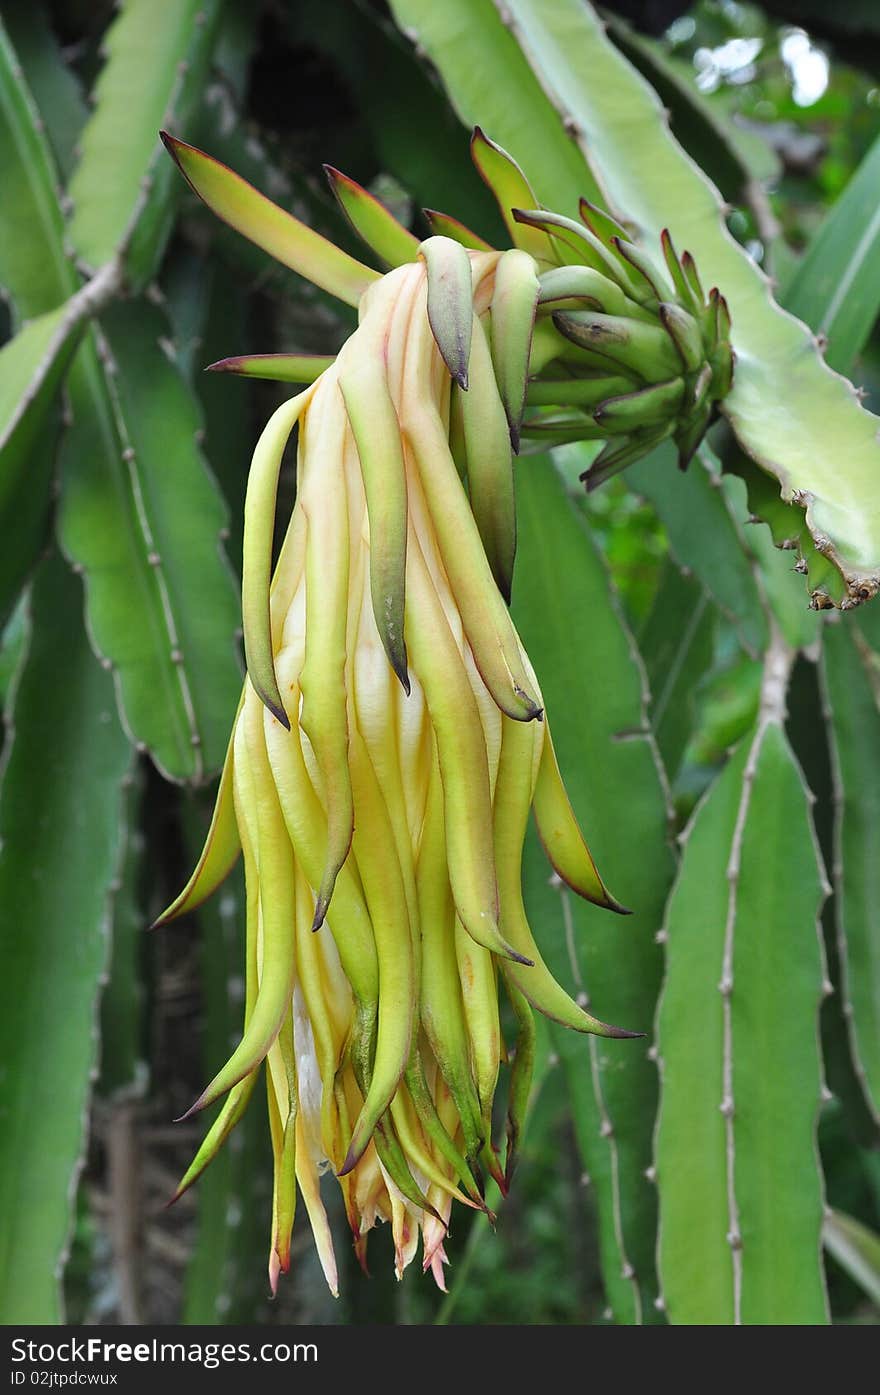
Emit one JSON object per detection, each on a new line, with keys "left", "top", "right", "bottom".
{"left": 155, "top": 125, "right": 725, "bottom": 1292}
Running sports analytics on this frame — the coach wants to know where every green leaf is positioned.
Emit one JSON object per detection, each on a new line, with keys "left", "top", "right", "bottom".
{"left": 0, "top": 16, "right": 73, "bottom": 318}
{"left": 656, "top": 719, "right": 828, "bottom": 1323}
{"left": 784, "top": 129, "right": 880, "bottom": 376}
{"left": 514, "top": 455, "right": 675, "bottom": 1323}
{"left": 0, "top": 301, "right": 85, "bottom": 459}
{"left": 821, "top": 622, "right": 880, "bottom": 1123}
{"left": 2, "top": 0, "right": 88, "bottom": 181}
{"left": 0, "top": 551, "right": 133, "bottom": 1322}
{"left": 67, "top": 0, "right": 225, "bottom": 287}
{"left": 638, "top": 560, "right": 717, "bottom": 780}
{"left": 823, "top": 1208, "right": 880, "bottom": 1307}
{"left": 57, "top": 300, "right": 242, "bottom": 782}
{"left": 0, "top": 297, "right": 96, "bottom": 624}
{"left": 392, "top": 0, "right": 880, "bottom": 603}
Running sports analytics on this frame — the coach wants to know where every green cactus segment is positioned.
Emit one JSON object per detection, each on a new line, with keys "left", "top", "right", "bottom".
{"left": 657, "top": 721, "right": 828, "bottom": 1323}
{"left": 0, "top": 18, "right": 71, "bottom": 319}
{"left": 0, "top": 303, "right": 86, "bottom": 625}
{"left": 163, "top": 133, "right": 378, "bottom": 309}
{"left": 0, "top": 302, "right": 85, "bottom": 463}
{"left": 57, "top": 302, "right": 242, "bottom": 782}
{"left": 67, "top": 0, "right": 225, "bottom": 286}
{"left": 655, "top": 741, "right": 746, "bottom": 1323}
{"left": 324, "top": 165, "right": 421, "bottom": 268}
{"left": 515, "top": 456, "right": 674, "bottom": 1323}
{"left": 1, "top": 4, "right": 87, "bottom": 181}
{"left": 0, "top": 20, "right": 81, "bottom": 621}
{"left": 732, "top": 723, "right": 828, "bottom": 1324}
{"left": 0, "top": 552, "right": 133, "bottom": 1322}
{"left": 821, "top": 623, "right": 880, "bottom": 1122}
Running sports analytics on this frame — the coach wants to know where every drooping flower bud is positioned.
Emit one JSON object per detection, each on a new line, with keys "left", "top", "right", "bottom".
{"left": 156, "top": 125, "right": 730, "bottom": 1291}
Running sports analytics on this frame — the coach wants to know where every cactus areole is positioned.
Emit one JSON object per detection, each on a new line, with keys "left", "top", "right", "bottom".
{"left": 155, "top": 127, "right": 732, "bottom": 1292}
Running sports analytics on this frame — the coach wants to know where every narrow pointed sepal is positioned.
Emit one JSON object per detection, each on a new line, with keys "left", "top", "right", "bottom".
{"left": 151, "top": 709, "right": 242, "bottom": 927}
{"left": 423, "top": 208, "right": 494, "bottom": 251}
{"left": 536, "top": 264, "right": 629, "bottom": 316}
{"left": 490, "top": 248, "right": 540, "bottom": 451}
{"left": 404, "top": 1059, "right": 487, "bottom": 1208}
{"left": 610, "top": 235, "right": 670, "bottom": 305}
{"left": 527, "top": 374, "right": 635, "bottom": 410}
{"left": 674, "top": 402, "right": 714, "bottom": 471}
{"left": 178, "top": 698, "right": 297, "bottom": 1118}
{"left": 419, "top": 235, "right": 474, "bottom": 389}
{"left": 533, "top": 727, "right": 631, "bottom": 913}
{"left": 339, "top": 361, "right": 410, "bottom": 692}
{"left": 681, "top": 249, "right": 705, "bottom": 306}
{"left": 513, "top": 208, "right": 632, "bottom": 288}
{"left": 552, "top": 309, "right": 683, "bottom": 381}
{"left": 266, "top": 1025, "right": 298, "bottom": 1296}
{"left": 297, "top": 386, "right": 357, "bottom": 926}
{"left": 460, "top": 313, "right": 517, "bottom": 601}
{"left": 501, "top": 975, "right": 536, "bottom": 1189}
{"left": 578, "top": 197, "right": 630, "bottom": 244}
{"left": 660, "top": 228, "right": 698, "bottom": 311}
{"left": 593, "top": 377, "right": 686, "bottom": 434}
{"left": 242, "top": 392, "right": 314, "bottom": 727}
{"left": 493, "top": 715, "right": 636, "bottom": 1037}
{"left": 205, "top": 353, "right": 335, "bottom": 384}
{"left": 658, "top": 301, "right": 705, "bottom": 373}
{"left": 470, "top": 127, "right": 557, "bottom": 264}
{"left": 581, "top": 425, "right": 674, "bottom": 491}
{"left": 160, "top": 132, "right": 378, "bottom": 307}
{"left": 324, "top": 164, "right": 420, "bottom": 268}
{"left": 168, "top": 1073, "right": 257, "bottom": 1204}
